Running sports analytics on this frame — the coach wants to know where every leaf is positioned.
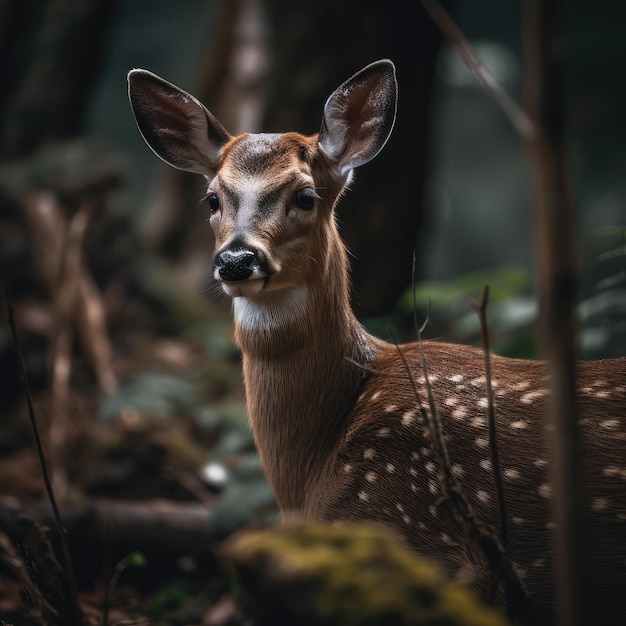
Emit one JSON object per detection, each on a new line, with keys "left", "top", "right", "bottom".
{"left": 97, "top": 371, "right": 199, "bottom": 421}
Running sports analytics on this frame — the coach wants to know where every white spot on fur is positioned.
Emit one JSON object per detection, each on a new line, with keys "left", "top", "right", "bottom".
{"left": 396, "top": 503, "right": 404, "bottom": 513}
{"left": 402, "top": 514, "right": 411, "bottom": 524}
{"left": 471, "top": 376, "right": 486, "bottom": 386}
{"left": 477, "top": 397, "right": 489, "bottom": 409}
{"left": 601, "top": 419, "right": 619, "bottom": 430}
{"left": 592, "top": 497, "right": 610, "bottom": 511}
{"left": 452, "top": 406, "right": 468, "bottom": 420}
{"left": 475, "top": 437, "right": 488, "bottom": 448}
{"left": 538, "top": 483, "right": 553, "bottom": 498}
{"left": 476, "top": 490, "right": 490, "bottom": 503}
{"left": 444, "top": 396, "right": 459, "bottom": 407}
{"left": 410, "top": 483, "right": 418, "bottom": 493}
{"left": 365, "top": 471, "right": 377, "bottom": 483}
{"left": 425, "top": 461, "right": 436, "bottom": 474}
{"left": 532, "top": 558, "right": 546, "bottom": 568}
{"left": 358, "top": 491, "right": 369, "bottom": 502}
{"left": 402, "top": 410, "right": 416, "bottom": 426}
{"left": 603, "top": 466, "right": 626, "bottom": 480}
{"left": 363, "top": 448, "right": 376, "bottom": 460}
{"left": 428, "top": 480, "right": 439, "bottom": 495}
{"left": 377, "top": 427, "right": 391, "bottom": 437}
{"left": 411, "top": 451, "right": 420, "bottom": 461}
{"left": 451, "top": 463, "right": 464, "bottom": 477}
{"left": 504, "top": 468, "right": 521, "bottom": 480}
{"left": 233, "top": 287, "right": 308, "bottom": 330}
{"left": 510, "top": 420, "right": 528, "bottom": 429}
{"left": 512, "top": 381, "right": 531, "bottom": 392}
{"left": 343, "top": 463, "right": 352, "bottom": 473}
{"left": 534, "top": 458, "right": 548, "bottom": 468}
{"left": 471, "top": 417, "right": 487, "bottom": 428}
{"left": 384, "top": 404, "right": 397, "bottom": 413}
{"left": 370, "top": 390, "right": 381, "bottom": 402}
{"left": 429, "top": 505, "right": 438, "bottom": 517}
{"left": 520, "top": 389, "right": 548, "bottom": 404}
{"left": 386, "top": 463, "right": 395, "bottom": 473}
{"left": 480, "top": 459, "right": 492, "bottom": 471}
{"left": 449, "top": 374, "right": 464, "bottom": 383}
{"left": 512, "top": 516, "right": 525, "bottom": 524}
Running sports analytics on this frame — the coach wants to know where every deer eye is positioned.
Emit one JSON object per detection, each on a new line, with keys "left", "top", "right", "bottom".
{"left": 205, "top": 193, "right": 220, "bottom": 212}
{"left": 294, "top": 188, "right": 317, "bottom": 211}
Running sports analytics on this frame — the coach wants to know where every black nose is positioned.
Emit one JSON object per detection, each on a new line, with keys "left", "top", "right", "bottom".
{"left": 214, "top": 248, "right": 258, "bottom": 281}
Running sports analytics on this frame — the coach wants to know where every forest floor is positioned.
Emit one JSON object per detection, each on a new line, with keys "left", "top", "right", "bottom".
{"left": 0, "top": 316, "right": 273, "bottom": 626}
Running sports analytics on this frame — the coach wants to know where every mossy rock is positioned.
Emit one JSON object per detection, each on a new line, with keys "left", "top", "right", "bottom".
{"left": 225, "top": 523, "right": 508, "bottom": 626}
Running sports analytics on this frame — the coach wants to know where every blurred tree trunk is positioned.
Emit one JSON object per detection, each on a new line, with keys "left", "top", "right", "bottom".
{"left": 262, "top": 0, "right": 445, "bottom": 316}
{"left": 0, "top": 0, "right": 117, "bottom": 159}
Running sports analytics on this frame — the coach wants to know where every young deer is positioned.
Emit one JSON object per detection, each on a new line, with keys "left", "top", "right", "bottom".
{"left": 128, "top": 61, "right": 626, "bottom": 623}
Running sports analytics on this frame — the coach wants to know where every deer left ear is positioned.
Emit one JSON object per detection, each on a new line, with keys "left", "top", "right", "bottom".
{"left": 318, "top": 59, "right": 397, "bottom": 179}
{"left": 128, "top": 69, "right": 231, "bottom": 178}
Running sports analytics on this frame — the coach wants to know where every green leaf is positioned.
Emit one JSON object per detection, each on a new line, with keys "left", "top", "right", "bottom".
{"left": 97, "top": 372, "right": 199, "bottom": 421}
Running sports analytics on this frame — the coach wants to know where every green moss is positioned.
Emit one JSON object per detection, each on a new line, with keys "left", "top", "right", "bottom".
{"left": 226, "top": 523, "right": 508, "bottom": 626}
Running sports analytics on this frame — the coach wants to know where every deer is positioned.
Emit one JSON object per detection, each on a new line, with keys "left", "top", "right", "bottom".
{"left": 128, "top": 60, "right": 626, "bottom": 624}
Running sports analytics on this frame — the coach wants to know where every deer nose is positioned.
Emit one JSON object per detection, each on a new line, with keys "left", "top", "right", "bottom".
{"left": 214, "top": 248, "right": 259, "bottom": 282}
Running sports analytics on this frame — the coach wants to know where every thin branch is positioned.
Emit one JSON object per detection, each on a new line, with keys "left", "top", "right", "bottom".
{"left": 6, "top": 291, "right": 83, "bottom": 626}
{"left": 104, "top": 551, "right": 146, "bottom": 626}
{"left": 471, "top": 285, "right": 508, "bottom": 549}
{"left": 400, "top": 266, "right": 530, "bottom": 619}
{"left": 420, "top": 0, "right": 536, "bottom": 140}
{"left": 392, "top": 334, "right": 530, "bottom": 621}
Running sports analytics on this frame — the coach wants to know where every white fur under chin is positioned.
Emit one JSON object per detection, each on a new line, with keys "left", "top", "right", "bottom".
{"left": 233, "top": 287, "right": 308, "bottom": 331}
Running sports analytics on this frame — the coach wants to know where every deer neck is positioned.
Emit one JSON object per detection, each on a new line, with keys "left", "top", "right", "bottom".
{"left": 232, "top": 235, "right": 377, "bottom": 516}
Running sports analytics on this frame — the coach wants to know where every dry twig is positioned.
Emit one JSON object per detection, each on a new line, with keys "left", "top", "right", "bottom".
{"left": 471, "top": 286, "right": 508, "bottom": 549}
{"left": 6, "top": 291, "right": 83, "bottom": 626}
{"left": 420, "top": 0, "right": 535, "bottom": 139}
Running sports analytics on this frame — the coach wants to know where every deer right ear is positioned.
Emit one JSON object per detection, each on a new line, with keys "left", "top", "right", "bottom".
{"left": 318, "top": 59, "right": 397, "bottom": 179}
{"left": 127, "top": 69, "right": 231, "bottom": 178}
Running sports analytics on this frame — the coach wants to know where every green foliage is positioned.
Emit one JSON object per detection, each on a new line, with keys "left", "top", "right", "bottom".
{"left": 200, "top": 401, "right": 278, "bottom": 538}
{"left": 129, "top": 255, "right": 223, "bottom": 332}
{"left": 370, "top": 265, "right": 538, "bottom": 357}
{"left": 97, "top": 371, "right": 199, "bottom": 421}
{"left": 226, "top": 523, "right": 508, "bottom": 626}
{"left": 578, "top": 226, "right": 626, "bottom": 357}
{"left": 592, "top": 226, "right": 626, "bottom": 290}
{"left": 399, "top": 266, "right": 529, "bottom": 313}
{"left": 128, "top": 550, "right": 148, "bottom": 568}
{"left": 149, "top": 582, "right": 190, "bottom": 616}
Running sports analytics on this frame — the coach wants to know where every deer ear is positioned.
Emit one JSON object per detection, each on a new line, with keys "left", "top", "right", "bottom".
{"left": 127, "top": 69, "right": 231, "bottom": 178}
{"left": 318, "top": 59, "right": 397, "bottom": 178}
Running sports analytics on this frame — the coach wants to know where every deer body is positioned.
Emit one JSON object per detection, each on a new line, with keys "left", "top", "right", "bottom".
{"left": 129, "top": 61, "right": 626, "bottom": 623}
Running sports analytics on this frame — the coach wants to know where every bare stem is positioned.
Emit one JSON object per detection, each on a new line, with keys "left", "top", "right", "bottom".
{"left": 6, "top": 290, "right": 83, "bottom": 626}
{"left": 420, "top": 0, "right": 535, "bottom": 140}
{"left": 472, "top": 285, "right": 508, "bottom": 549}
